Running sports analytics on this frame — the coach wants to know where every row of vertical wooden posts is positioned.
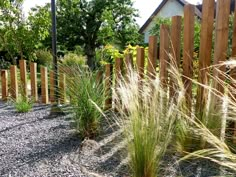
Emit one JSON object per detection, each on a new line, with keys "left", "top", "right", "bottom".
{"left": 0, "top": 60, "right": 66, "bottom": 104}
{"left": 104, "top": 0, "right": 236, "bottom": 116}
{"left": 0, "top": 0, "right": 236, "bottom": 118}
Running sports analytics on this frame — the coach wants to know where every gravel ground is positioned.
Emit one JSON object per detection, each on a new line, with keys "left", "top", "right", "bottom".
{"left": 0, "top": 102, "right": 127, "bottom": 177}
{"left": 0, "top": 101, "right": 236, "bottom": 177}
{"left": 0, "top": 102, "right": 85, "bottom": 177}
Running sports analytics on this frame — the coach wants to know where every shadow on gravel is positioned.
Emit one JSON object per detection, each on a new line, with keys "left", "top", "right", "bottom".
{"left": 33, "top": 105, "right": 51, "bottom": 111}
{"left": 0, "top": 114, "right": 59, "bottom": 134}
{"left": 1, "top": 134, "right": 81, "bottom": 175}
{"left": 0, "top": 104, "right": 8, "bottom": 109}
{"left": 18, "top": 134, "right": 81, "bottom": 164}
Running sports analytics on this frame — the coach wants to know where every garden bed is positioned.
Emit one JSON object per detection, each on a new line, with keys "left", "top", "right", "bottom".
{"left": 0, "top": 101, "right": 234, "bottom": 177}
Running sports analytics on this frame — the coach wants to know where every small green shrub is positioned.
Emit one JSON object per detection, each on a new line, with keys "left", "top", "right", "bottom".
{"left": 61, "top": 53, "right": 86, "bottom": 68}
{"left": 14, "top": 96, "right": 33, "bottom": 113}
{"left": 66, "top": 66, "right": 105, "bottom": 138}
{"left": 35, "top": 49, "right": 53, "bottom": 69}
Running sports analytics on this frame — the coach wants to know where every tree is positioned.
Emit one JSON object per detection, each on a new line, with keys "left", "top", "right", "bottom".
{"left": 0, "top": 0, "right": 50, "bottom": 64}
{"left": 56, "top": 0, "right": 141, "bottom": 69}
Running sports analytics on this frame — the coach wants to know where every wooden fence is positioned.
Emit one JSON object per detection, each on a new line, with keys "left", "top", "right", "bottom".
{"left": 0, "top": 61, "right": 66, "bottom": 104}
{"left": 0, "top": 0, "right": 235, "bottom": 117}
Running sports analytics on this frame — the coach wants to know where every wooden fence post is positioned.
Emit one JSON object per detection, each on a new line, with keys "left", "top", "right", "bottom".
{"left": 182, "top": 4, "right": 195, "bottom": 111}
{"left": 105, "top": 64, "right": 112, "bottom": 110}
{"left": 30, "top": 62, "right": 38, "bottom": 102}
{"left": 115, "top": 58, "right": 123, "bottom": 85}
{"left": 96, "top": 70, "right": 103, "bottom": 85}
{"left": 231, "top": 0, "right": 236, "bottom": 98}
{"left": 212, "top": 0, "right": 231, "bottom": 94}
{"left": 124, "top": 53, "right": 133, "bottom": 79}
{"left": 196, "top": 0, "right": 215, "bottom": 116}
{"left": 136, "top": 47, "right": 145, "bottom": 80}
{"left": 19, "top": 60, "right": 27, "bottom": 97}
{"left": 169, "top": 16, "right": 182, "bottom": 98}
{"left": 211, "top": 0, "right": 231, "bottom": 138}
{"left": 59, "top": 72, "right": 66, "bottom": 104}
{"left": 50, "top": 71, "right": 55, "bottom": 103}
{"left": 41, "top": 66, "right": 49, "bottom": 104}
{"left": 229, "top": 1, "right": 236, "bottom": 143}
{"left": 1, "top": 70, "right": 8, "bottom": 101}
{"left": 160, "top": 24, "right": 170, "bottom": 88}
{"left": 10, "top": 65, "right": 18, "bottom": 100}
{"left": 147, "top": 36, "right": 157, "bottom": 79}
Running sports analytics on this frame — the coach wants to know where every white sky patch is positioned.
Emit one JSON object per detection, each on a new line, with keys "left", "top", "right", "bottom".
{"left": 23, "top": 0, "right": 202, "bottom": 27}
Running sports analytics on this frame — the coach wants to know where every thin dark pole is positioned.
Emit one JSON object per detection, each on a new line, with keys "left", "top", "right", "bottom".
{"left": 51, "top": 0, "right": 58, "bottom": 104}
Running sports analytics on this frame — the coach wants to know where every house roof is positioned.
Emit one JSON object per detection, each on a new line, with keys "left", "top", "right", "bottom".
{"left": 139, "top": 0, "right": 202, "bottom": 33}
{"left": 196, "top": 0, "right": 235, "bottom": 17}
{"left": 139, "top": 0, "right": 236, "bottom": 34}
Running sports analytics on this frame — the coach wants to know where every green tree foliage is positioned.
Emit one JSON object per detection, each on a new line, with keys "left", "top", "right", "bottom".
{"left": 56, "top": 0, "right": 141, "bottom": 69}
{"left": 0, "top": 0, "right": 50, "bottom": 64}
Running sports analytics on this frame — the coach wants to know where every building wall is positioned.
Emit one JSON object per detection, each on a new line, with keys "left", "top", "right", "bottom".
{"left": 143, "top": 0, "right": 184, "bottom": 43}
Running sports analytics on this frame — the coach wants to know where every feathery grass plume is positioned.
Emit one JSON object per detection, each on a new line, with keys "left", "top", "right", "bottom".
{"left": 167, "top": 55, "right": 195, "bottom": 153}
{"left": 113, "top": 65, "right": 186, "bottom": 177}
{"left": 63, "top": 65, "right": 106, "bottom": 139}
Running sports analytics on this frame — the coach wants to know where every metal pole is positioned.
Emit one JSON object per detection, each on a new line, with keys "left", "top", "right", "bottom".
{"left": 51, "top": 0, "right": 58, "bottom": 105}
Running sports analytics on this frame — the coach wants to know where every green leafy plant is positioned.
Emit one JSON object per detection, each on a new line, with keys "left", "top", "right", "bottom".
{"left": 65, "top": 66, "right": 105, "bottom": 138}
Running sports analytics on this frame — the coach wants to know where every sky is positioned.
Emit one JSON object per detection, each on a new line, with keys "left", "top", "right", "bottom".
{"left": 23, "top": 0, "right": 202, "bottom": 27}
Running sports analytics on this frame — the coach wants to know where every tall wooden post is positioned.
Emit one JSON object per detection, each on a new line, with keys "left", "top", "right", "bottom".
{"left": 147, "top": 36, "right": 157, "bottom": 79}
{"left": 196, "top": 0, "right": 215, "bottom": 116}
{"left": 10, "top": 65, "right": 18, "bottom": 100}
{"left": 59, "top": 72, "right": 66, "bottom": 104}
{"left": 212, "top": 0, "right": 231, "bottom": 94}
{"left": 182, "top": 4, "right": 195, "bottom": 111}
{"left": 50, "top": 71, "right": 55, "bottom": 103}
{"left": 96, "top": 70, "right": 103, "bottom": 85}
{"left": 115, "top": 58, "right": 123, "bottom": 86}
{"left": 124, "top": 53, "right": 133, "bottom": 79}
{"left": 30, "top": 62, "right": 38, "bottom": 102}
{"left": 209, "top": 0, "right": 230, "bottom": 138}
{"left": 105, "top": 64, "right": 112, "bottom": 110}
{"left": 169, "top": 16, "right": 182, "bottom": 98}
{"left": 41, "top": 66, "right": 49, "bottom": 104}
{"left": 229, "top": 1, "right": 236, "bottom": 143}
{"left": 19, "top": 60, "right": 27, "bottom": 97}
{"left": 1, "top": 70, "right": 8, "bottom": 101}
{"left": 136, "top": 47, "right": 145, "bottom": 80}
{"left": 160, "top": 24, "right": 170, "bottom": 88}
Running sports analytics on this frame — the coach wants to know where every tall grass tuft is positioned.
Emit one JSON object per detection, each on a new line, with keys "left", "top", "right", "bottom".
{"left": 179, "top": 60, "right": 236, "bottom": 173}
{"left": 14, "top": 95, "right": 33, "bottom": 113}
{"left": 65, "top": 66, "right": 105, "bottom": 139}
{"left": 113, "top": 66, "right": 187, "bottom": 177}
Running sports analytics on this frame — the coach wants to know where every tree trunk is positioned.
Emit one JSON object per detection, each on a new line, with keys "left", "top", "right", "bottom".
{"left": 85, "top": 46, "right": 96, "bottom": 70}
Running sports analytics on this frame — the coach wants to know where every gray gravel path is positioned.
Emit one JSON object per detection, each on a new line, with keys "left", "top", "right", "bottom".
{"left": 0, "top": 102, "right": 85, "bottom": 177}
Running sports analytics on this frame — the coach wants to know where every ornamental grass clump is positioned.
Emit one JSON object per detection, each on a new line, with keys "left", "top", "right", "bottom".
{"left": 12, "top": 83, "right": 33, "bottom": 113}
{"left": 113, "top": 66, "right": 187, "bottom": 177}
{"left": 180, "top": 61, "right": 236, "bottom": 173}
{"left": 14, "top": 95, "right": 33, "bottom": 113}
{"left": 65, "top": 66, "right": 105, "bottom": 139}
